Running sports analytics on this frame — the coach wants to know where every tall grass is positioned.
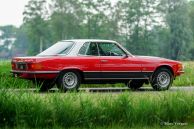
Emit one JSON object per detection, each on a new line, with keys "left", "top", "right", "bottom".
{"left": 174, "top": 62, "right": 194, "bottom": 86}
{"left": 0, "top": 91, "right": 194, "bottom": 128}
{"left": 0, "top": 61, "right": 32, "bottom": 89}
{"left": 0, "top": 61, "right": 10, "bottom": 73}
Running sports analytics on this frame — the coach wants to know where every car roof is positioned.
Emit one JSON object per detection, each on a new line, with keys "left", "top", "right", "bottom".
{"left": 62, "top": 39, "right": 117, "bottom": 43}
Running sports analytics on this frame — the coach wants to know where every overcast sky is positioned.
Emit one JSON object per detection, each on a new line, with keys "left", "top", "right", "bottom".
{"left": 0, "top": 0, "right": 118, "bottom": 27}
{"left": 0, "top": 0, "right": 30, "bottom": 27}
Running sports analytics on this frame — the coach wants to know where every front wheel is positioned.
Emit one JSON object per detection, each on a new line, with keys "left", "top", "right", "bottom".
{"left": 56, "top": 71, "right": 81, "bottom": 92}
{"left": 151, "top": 68, "right": 173, "bottom": 91}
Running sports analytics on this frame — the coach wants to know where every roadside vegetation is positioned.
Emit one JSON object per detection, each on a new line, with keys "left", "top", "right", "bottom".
{"left": 174, "top": 62, "right": 194, "bottom": 86}
{"left": 0, "top": 90, "right": 194, "bottom": 128}
{"left": 0, "top": 61, "right": 31, "bottom": 89}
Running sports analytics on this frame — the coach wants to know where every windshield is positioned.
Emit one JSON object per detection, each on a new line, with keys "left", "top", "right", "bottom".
{"left": 37, "top": 41, "right": 74, "bottom": 56}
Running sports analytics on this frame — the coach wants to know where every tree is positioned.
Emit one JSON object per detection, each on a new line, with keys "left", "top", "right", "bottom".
{"left": 148, "top": 26, "right": 171, "bottom": 58}
{"left": 14, "top": 0, "right": 194, "bottom": 61}
{"left": 0, "top": 25, "right": 17, "bottom": 58}
{"left": 158, "top": 0, "right": 193, "bottom": 60}
{"left": 188, "top": 1, "right": 194, "bottom": 60}
{"left": 23, "top": 0, "right": 50, "bottom": 55}
{"left": 12, "top": 25, "right": 29, "bottom": 56}
{"left": 81, "top": 0, "right": 113, "bottom": 39}
{"left": 49, "top": 0, "right": 84, "bottom": 41}
{"left": 119, "top": 0, "right": 159, "bottom": 55}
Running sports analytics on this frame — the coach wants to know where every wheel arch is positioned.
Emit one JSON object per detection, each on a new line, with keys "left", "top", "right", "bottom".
{"left": 58, "top": 68, "right": 84, "bottom": 82}
{"left": 154, "top": 65, "right": 174, "bottom": 77}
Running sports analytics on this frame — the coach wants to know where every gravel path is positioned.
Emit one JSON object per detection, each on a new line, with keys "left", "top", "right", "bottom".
{"left": 2, "top": 86, "right": 194, "bottom": 93}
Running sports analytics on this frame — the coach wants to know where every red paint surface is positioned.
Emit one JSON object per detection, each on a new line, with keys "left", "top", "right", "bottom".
{"left": 11, "top": 55, "right": 184, "bottom": 80}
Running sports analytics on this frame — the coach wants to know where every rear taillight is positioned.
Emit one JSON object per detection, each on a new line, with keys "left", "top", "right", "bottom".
{"left": 28, "top": 63, "right": 42, "bottom": 70}
{"left": 11, "top": 62, "right": 16, "bottom": 69}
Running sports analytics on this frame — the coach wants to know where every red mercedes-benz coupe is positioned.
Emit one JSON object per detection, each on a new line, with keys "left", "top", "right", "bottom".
{"left": 11, "top": 39, "right": 184, "bottom": 91}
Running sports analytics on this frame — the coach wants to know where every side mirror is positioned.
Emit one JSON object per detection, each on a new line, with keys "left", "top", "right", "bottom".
{"left": 123, "top": 54, "right": 129, "bottom": 58}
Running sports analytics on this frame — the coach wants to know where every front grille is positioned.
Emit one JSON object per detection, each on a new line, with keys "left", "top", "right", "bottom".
{"left": 16, "top": 63, "right": 27, "bottom": 70}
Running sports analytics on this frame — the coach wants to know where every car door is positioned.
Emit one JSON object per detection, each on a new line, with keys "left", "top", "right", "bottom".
{"left": 98, "top": 42, "right": 143, "bottom": 79}
{"left": 78, "top": 42, "right": 101, "bottom": 80}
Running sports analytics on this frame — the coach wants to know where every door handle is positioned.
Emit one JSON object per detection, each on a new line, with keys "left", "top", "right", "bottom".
{"left": 101, "top": 60, "right": 108, "bottom": 63}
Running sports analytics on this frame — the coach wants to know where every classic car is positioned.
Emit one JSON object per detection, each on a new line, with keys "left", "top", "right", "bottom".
{"left": 11, "top": 39, "right": 184, "bottom": 91}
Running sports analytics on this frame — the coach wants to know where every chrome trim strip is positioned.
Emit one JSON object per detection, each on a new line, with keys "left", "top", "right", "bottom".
{"left": 11, "top": 70, "right": 60, "bottom": 74}
{"left": 177, "top": 71, "right": 184, "bottom": 73}
{"left": 85, "top": 78, "right": 149, "bottom": 80}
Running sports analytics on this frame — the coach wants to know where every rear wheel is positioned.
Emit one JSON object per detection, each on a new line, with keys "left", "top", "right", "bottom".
{"left": 57, "top": 71, "right": 81, "bottom": 92}
{"left": 126, "top": 80, "right": 144, "bottom": 90}
{"left": 151, "top": 68, "right": 173, "bottom": 91}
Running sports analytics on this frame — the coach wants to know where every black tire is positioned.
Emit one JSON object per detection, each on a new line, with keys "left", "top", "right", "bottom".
{"left": 56, "top": 71, "right": 81, "bottom": 92}
{"left": 151, "top": 68, "right": 173, "bottom": 91}
{"left": 126, "top": 80, "right": 144, "bottom": 90}
{"left": 33, "top": 79, "right": 55, "bottom": 92}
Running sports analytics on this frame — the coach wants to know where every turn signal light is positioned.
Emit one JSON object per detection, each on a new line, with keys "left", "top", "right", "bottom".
{"left": 177, "top": 64, "right": 183, "bottom": 71}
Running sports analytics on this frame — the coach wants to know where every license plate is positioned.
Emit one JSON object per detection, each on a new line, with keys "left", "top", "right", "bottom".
{"left": 17, "top": 63, "right": 27, "bottom": 70}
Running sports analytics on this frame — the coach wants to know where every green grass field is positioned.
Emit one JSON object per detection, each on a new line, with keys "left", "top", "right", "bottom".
{"left": 174, "top": 62, "right": 194, "bottom": 86}
{"left": 1, "top": 91, "right": 194, "bottom": 128}
{"left": 0, "top": 61, "right": 32, "bottom": 89}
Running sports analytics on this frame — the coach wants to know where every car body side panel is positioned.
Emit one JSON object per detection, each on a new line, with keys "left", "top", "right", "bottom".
{"left": 36, "top": 56, "right": 102, "bottom": 79}
{"left": 98, "top": 56, "right": 151, "bottom": 79}
{"left": 12, "top": 56, "right": 182, "bottom": 80}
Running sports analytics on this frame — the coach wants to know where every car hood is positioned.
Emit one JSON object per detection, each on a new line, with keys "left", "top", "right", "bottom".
{"left": 134, "top": 55, "right": 179, "bottom": 63}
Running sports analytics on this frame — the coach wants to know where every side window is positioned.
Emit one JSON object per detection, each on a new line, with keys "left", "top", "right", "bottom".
{"left": 78, "top": 42, "right": 99, "bottom": 56}
{"left": 86, "top": 43, "right": 99, "bottom": 56}
{"left": 79, "top": 42, "right": 90, "bottom": 55}
{"left": 98, "top": 43, "right": 126, "bottom": 56}
{"left": 59, "top": 43, "right": 74, "bottom": 55}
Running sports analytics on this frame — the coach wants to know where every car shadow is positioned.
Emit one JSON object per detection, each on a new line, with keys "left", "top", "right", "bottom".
{"left": 44, "top": 87, "right": 156, "bottom": 93}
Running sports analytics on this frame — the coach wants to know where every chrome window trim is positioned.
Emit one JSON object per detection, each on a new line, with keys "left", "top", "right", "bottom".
{"left": 11, "top": 70, "right": 60, "bottom": 74}
{"left": 85, "top": 78, "right": 149, "bottom": 80}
